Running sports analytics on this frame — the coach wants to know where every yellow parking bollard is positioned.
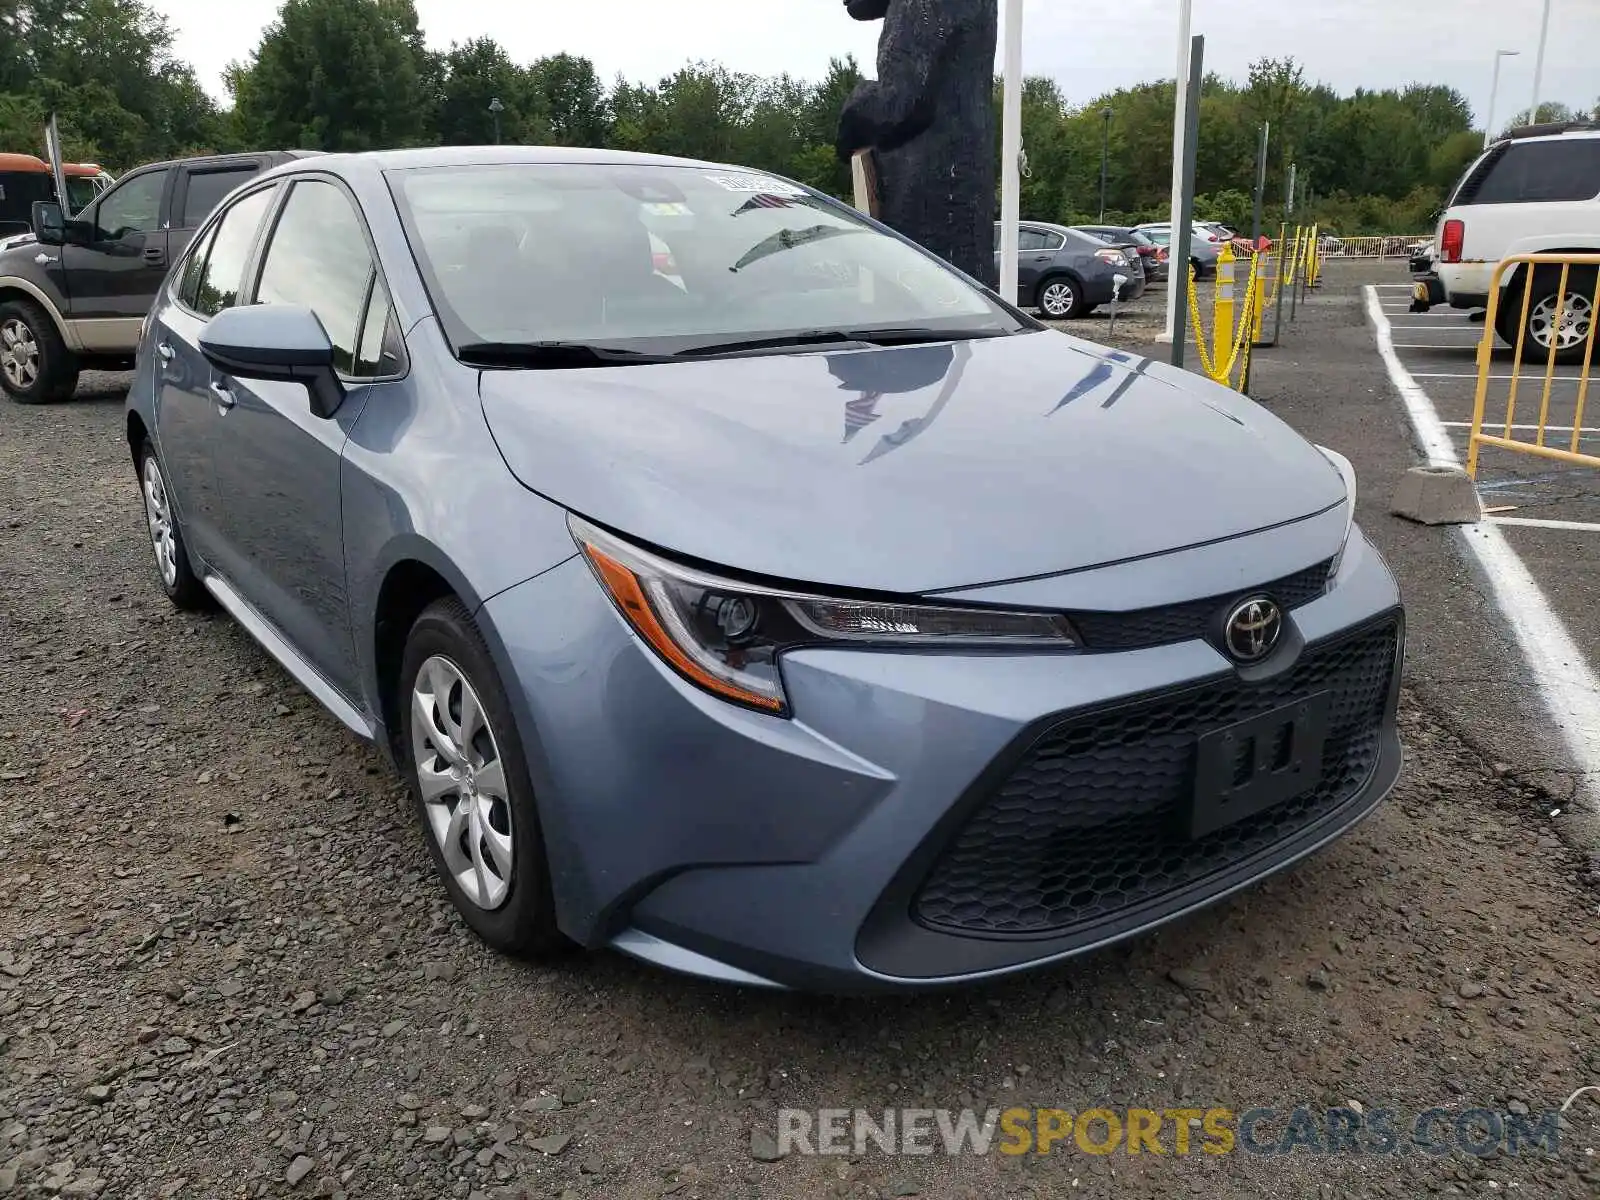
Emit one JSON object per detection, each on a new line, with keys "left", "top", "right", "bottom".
{"left": 1251, "top": 248, "right": 1270, "bottom": 344}
{"left": 1212, "top": 243, "right": 1236, "bottom": 372}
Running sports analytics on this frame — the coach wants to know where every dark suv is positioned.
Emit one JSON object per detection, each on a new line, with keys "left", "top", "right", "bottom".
{"left": 0, "top": 150, "right": 313, "bottom": 403}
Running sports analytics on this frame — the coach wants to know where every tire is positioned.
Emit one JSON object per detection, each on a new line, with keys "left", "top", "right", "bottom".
{"left": 1192, "top": 258, "right": 1212, "bottom": 280}
{"left": 400, "top": 598, "right": 568, "bottom": 959}
{"left": 1498, "top": 266, "right": 1597, "bottom": 366}
{"left": 136, "top": 439, "right": 210, "bottom": 611}
{"left": 0, "top": 299, "right": 79, "bottom": 404}
{"left": 1036, "top": 275, "right": 1084, "bottom": 320}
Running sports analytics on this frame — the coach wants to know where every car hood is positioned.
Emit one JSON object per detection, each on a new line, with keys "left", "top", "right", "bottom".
{"left": 479, "top": 331, "right": 1347, "bottom": 594}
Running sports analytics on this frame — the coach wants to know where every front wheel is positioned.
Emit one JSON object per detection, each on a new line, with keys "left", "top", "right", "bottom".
{"left": 1037, "top": 276, "right": 1084, "bottom": 320}
{"left": 400, "top": 598, "right": 568, "bottom": 959}
{"left": 0, "top": 299, "right": 79, "bottom": 404}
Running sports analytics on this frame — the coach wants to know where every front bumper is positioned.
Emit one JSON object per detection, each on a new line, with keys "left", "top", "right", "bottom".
{"left": 482, "top": 529, "right": 1402, "bottom": 992}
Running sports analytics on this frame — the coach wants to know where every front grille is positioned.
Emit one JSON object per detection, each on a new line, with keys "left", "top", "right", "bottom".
{"left": 912, "top": 619, "right": 1397, "bottom": 938}
{"left": 1069, "top": 559, "right": 1331, "bottom": 652}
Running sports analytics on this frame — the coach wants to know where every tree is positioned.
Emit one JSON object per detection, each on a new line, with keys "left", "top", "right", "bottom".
{"left": 525, "top": 53, "right": 609, "bottom": 147}
{"left": 228, "top": 0, "right": 433, "bottom": 152}
{"left": 0, "top": 0, "right": 223, "bottom": 166}
{"left": 435, "top": 37, "right": 537, "bottom": 145}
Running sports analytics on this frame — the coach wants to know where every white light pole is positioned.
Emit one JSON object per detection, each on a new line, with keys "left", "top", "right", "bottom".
{"left": 1485, "top": 49, "right": 1519, "bottom": 149}
{"left": 1529, "top": 0, "right": 1552, "bottom": 126}
{"left": 1161, "top": 0, "right": 1195, "bottom": 342}
{"left": 999, "top": 0, "right": 1024, "bottom": 306}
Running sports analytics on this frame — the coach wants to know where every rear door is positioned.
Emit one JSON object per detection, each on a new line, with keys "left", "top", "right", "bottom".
{"left": 1018, "top": 227, "right": 1060, "bottom": 295}
{"left": 170, "top": 160, "right": 269, "bottom": 262}
{"left": 208, "top": 175, "right": 401, "bottom": 698}
{"left": 151, "top": 183, "right": 280, "bottom": 565}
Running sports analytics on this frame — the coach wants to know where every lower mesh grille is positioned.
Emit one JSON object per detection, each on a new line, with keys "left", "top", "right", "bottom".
{"left": 912, "top": 619, "right": 1398, "bottom": 938}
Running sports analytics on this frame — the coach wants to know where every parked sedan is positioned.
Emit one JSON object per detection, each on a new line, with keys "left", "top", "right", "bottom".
{"left": 1075, "top": 225, "right": 1169, "bottom": 283}
{"left": 1134, "top": 222, "right": 1222, "bottom": 278}
{"left": 993, "top": 221, "right": 1146, "bottom": 319}
{"left": 129, "top": 147, "right": 1402, "bottom": 992}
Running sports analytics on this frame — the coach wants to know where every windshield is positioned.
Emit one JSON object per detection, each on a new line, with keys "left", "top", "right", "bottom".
{"left": 64, "top": 176, "right": 100, "bottom": 211}
{"left": 390, "top": 163, "right": 1026, "bottom": 354}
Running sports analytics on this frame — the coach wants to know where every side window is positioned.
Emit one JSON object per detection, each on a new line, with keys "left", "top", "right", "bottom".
{"left": 253, "top": 180, "right": 377, "bottom": 376}
{"left": 1017, "top": 228, "right": 1049, "bottom": 252}
{"left": 1474, "top": 140, "right": 1600, "bottom": 204}
{"left": 354, "top": 278, "right": 403, "bottom": 378}
{"left": 176, "top": 223, "right": 219, "bottom": 310}
{"left": 191, "top": 188, "right": 276, "bottom": 318}
{"left": 1041, "top": 232, "right": 1067, "bottom": 251}
{"left": 181, "top": 165, "right": 259, "bottom": 228}
{"left": 93, "top": 169, "right": 170, "bottom": 241}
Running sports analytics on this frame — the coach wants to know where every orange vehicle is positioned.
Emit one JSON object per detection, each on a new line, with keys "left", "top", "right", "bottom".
{"left": 0, "top": 153, "right": 114, "bottom": 240}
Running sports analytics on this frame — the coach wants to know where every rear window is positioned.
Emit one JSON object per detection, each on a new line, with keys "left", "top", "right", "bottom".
{"left": 1465, "top": 140, "right": 1600, "bottom": 205}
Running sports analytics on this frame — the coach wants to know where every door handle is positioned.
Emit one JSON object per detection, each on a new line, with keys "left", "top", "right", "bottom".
{"left": 209, "top": 380, "right": 236, "bottom": 411}
{"left": 1033, "top": 255, "right": 1052, "bottom": 262}
{"left": 142, "top": 246, "right": 166, "bottom": 266}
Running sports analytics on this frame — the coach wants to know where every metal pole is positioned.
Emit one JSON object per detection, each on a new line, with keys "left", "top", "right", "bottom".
{"left": 489, "top": 97, "right": 505, "bottom": 146}
{"left": 1250, "top": 122, "right": 1269, "bottom": 247}
{"left": 1098, "top": 108, "right": 1112, "bottom": 222}
{"left": 999, "top": 0, "right": 1024, "bottom": 305}
{"left": 1484, "top": 51, "right": 1517, "bottom": 149}
{"left": 1273, "top": 160, "right": 1294, "bottom": 346}
{"left": 1168, "top": 35, "right": 1204, "bottom": 370}
{"left": 1530, "top": 0, "right": 1552, "bottom": 126}
{"left": 1161, "top": 0, "right": 1195, "bottom": 343}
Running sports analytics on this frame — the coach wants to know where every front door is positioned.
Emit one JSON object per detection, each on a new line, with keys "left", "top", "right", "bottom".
{"left": 209, "top": 177, "right": 394, "bottom": 700}
{"left": 59, "top": 166, "right": 172, "bottom": 350}
{"left": 151, "top": 184, "right": 279, "bottom": 566}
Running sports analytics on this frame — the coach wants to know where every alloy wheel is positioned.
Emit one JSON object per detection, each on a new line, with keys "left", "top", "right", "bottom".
{"left": 1041, "top": 282, "right": 1075, "bottom": 318}
{"left": 1528, "top": 292, "right": 1593, "bottom": 354}
{"left": 0, "top": 317, "right": 39, "bottom": 391}
{"left": 141, "top": 455, "right": 179, "bottom": 588}
{"left": 411, "top": 655, "right": 515, "bottom": 911}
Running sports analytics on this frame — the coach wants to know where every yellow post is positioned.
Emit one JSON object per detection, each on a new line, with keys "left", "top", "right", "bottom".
{"left": 1251, "top": 246, "right": 1271, "bottom": 344}
{"left": 1212, "top": 242, "right": 1236, "bottom": 378}
{"left": 1306, "top": 224, "right": 1318, "bottom": 288}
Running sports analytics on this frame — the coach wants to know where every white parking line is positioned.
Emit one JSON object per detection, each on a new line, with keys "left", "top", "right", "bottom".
{"left": 1392, "top": 344, "right": 1485, "bottom": 351}
{"left": 1364, "top": 285, "right": 1600, "bottom": 816}
{"left": 1417, "top": 373, "right": 1588, "bottom": 382}
{"left": 1440, "top": 421, "right": 1600, "bottom": 432}
{"left": 1490, "top": 516, "right": 1600, "bottom": 532}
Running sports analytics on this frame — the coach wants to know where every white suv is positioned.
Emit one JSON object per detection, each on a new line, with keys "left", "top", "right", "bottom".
{"left": 1421, "top": 123, "right": 1600, "bottom": 362}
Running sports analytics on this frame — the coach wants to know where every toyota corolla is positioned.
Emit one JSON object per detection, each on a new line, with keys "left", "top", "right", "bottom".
{"left": 126, "top": 147, "right": 1403, "bottom": 991}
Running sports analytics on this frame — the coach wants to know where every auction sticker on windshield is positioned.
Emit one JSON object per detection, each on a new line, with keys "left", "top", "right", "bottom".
{"left": 703, "top": 172, "right": 807, "bottom": 195}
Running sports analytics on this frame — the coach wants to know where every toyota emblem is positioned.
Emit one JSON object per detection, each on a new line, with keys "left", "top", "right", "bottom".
{"left": 1223, "top": 596, "right": 1283, "bottom": 663}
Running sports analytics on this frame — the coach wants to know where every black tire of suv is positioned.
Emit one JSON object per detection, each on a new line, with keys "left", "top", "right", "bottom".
{"left": 0, "top": 298, "right": 80, "bottom": 404}
{"left": 1498, "top": 265, "right": 1599, "bottom": 367}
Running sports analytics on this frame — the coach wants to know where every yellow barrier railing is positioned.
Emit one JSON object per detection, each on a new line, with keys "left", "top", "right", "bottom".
{"left": 1466, "top": 252, "right": 1600, "bottom": 478}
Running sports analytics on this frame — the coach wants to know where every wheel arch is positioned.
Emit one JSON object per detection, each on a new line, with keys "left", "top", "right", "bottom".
{"left": 0, "top": 278, "right": 77, "bottom": 350}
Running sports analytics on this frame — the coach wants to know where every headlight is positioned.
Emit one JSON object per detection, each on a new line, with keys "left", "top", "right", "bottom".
{"left": 570, "top": 517, "right": 1078, "bottom": 716}
{"left": 1316, "top": 445, "right": 1358, "bottom": 581}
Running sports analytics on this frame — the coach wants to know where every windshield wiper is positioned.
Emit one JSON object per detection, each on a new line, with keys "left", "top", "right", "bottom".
{"left": 730, "top": 225, "right": 865, "bottom": 272}
{"left": 682, "top": 327, "right": 1013, "bottom": 358}
{"left": 457, "top": 341, "right": 679, "bottom": 369}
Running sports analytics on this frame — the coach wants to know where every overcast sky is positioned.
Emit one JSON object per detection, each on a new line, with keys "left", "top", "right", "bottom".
{"left": 156, "top": 0, "right": 1596, "bottom": 130}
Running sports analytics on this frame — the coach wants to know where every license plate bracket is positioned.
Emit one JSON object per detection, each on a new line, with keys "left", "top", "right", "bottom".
{"left": 1189, "top": 692, "right": 1331, "bottom": 839}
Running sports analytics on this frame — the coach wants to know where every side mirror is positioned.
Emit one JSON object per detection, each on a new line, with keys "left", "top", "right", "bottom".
{"left": 199, "top": 304, "right": 346, "bottom": 419}
{"left": 31, "top": 201, "right": 64, "bottom": 246}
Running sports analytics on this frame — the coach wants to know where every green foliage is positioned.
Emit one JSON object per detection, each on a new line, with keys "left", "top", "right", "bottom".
{"left": 226, "top": 0, "right": 432, "bottom": 152}
{"left": 0, "top": 0, "right": 225, "bottom": 167}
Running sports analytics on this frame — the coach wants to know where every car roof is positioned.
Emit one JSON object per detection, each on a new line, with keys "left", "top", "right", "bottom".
{"left": 269, "top": 145, "right": 744, "bottom": 178}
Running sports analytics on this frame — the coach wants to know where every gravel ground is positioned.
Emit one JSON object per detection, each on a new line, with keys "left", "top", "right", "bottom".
{"left": 2, "top": 278, "right": 1599, "bottom": 1200}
